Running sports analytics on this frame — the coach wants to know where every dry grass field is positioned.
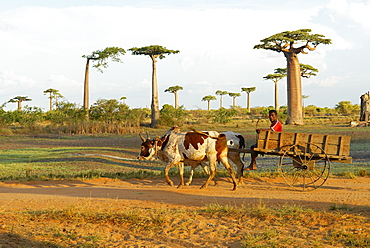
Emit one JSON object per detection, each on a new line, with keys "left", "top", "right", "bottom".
{"left": 0, "top": 124, "right": 369, "bottom": 247}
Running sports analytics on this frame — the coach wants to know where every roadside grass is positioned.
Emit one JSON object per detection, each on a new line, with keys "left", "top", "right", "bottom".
{"left": 0, "top": 141, "right": 368, "bottom": 182}
{"left": 0, "top": 123, "right": 368, "bottom": 182}
{"left": 1, "top": 201, "right": 368, "bottom": 247}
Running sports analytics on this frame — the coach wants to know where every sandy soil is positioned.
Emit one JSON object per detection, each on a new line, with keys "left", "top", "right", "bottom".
{"left": 0, "top": 176, "right": 369, "bottom": 247}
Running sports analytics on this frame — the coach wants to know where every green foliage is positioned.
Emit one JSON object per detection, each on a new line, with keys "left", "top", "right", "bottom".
{"left": 254, "top": 29, "right": 332, "bottom": 53}
{"left": 89, "top": 99, "right": 129, "bottom": 122}
{"left": 82, "top": 47, "right": 126, "bottom": 73}
{"left": 159, "top": 104, "right": 187, "bottom": 126}
{"left": 212, "top": 107, "right": 237, "bottom": 124}
{"left": 164, "top": 85, "right": 183, "bottom": 93}
{"left": 241, "top": 87, "right": 256, "bottom": 93}
{"left": 201, "top": 95, "right": 216, "bottom": 102}
{"left": 45, "top": 101, "right": 85, "bottom": 124}
{"left": 129, "top": 45, "right": 180, "bottom": 60}
{"left": 335, "top": 101, "right": 360, "bottom": 116}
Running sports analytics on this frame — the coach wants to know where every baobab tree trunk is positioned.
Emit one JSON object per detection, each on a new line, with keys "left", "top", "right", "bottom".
{"left": 207, "top": 101, "right": 211, "bottom": 111}
{"left": 284, "top": 52, "right": 303, "bottom": 125}
{"left": 247, "top": 93, "right": 251, "bottom": 113}
{"left": 151, "top": 57, "right": 159, "bottom": 127}
{"left": 233, "top": 97, "right": 236, "bottom": 107}
{"left": 174, "top": 92, "right": 179, "bottom": 109}
{"left": 49, "top": 93, "right": 53, "bottom": 111}
{"left": 274, "top": 81, "right": 279, "bottom": 111}
{"left": 83, "top": 58, "right": 90, "bottom": 112}
{"left": 17, "top": 101, "right": 22, "bottom": 111}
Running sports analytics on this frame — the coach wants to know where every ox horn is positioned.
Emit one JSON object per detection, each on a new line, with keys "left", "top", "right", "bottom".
{"left": 139, "top": 132, "right": 150, "bottom": 142}
{"left": 139, "top": 133, "right": 146, "bottom": 142}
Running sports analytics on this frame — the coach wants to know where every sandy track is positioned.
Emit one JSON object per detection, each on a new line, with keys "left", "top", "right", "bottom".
{"left": 1, "top": 176, "right": 369, "bottom": 211}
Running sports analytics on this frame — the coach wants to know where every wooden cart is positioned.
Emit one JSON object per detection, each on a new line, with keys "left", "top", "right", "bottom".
{"left": 229, "top": 130, "right": 352, "bottom": 191}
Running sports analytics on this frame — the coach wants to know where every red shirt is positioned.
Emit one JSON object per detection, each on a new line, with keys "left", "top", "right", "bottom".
{"left": 270, "top": 120, "right": 283, "bottom": 132}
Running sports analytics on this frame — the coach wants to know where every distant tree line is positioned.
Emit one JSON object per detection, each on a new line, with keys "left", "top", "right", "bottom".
{"left": 0, "top": 97, "right": 360, "bottom": 135}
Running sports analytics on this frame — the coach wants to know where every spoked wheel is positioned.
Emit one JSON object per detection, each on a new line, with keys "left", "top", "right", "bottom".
{"left": 279, "top": 143, "right": 330, "bottom": 191}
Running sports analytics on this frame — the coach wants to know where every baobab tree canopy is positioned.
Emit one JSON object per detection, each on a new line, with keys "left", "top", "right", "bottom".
{"left": 129, "top": 45, "right": 180, "bottom": 60}
{"left": 254, "top": 29, "right": 331, "bottom": 53}
{"left": 254, "top": 29, "right": 331, "bottom": 125}
{"left": 82, "top": 47, "right": 126, "bottom": 73}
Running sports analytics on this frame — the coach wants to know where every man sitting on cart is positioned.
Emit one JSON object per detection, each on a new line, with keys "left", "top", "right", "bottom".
{"left": 244, "top": 109, "right": 283, "bottom": 171}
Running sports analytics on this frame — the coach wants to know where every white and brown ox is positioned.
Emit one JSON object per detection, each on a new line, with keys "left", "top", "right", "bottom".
{"left": 138, "top": 126, "right": 238, "bottom": 190}
{"left": 185, "top": 131, "right": 245, "bottom": 186}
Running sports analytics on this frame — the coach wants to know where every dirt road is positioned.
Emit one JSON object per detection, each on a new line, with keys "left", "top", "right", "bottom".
{"left": 1, "top": 176, "right": 369, "bottom": 211}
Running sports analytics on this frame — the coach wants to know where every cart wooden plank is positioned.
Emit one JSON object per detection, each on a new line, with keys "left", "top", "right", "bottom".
{"left": 231, "top": 130, "right": 352, "bottom": 163}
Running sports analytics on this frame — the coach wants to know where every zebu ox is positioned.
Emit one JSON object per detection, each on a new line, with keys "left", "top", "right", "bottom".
{"left": 185, "top": 131, "right": 245, "bottom": 186}
{"left": 138, "top": 126, "right": 238, "bottom": 190}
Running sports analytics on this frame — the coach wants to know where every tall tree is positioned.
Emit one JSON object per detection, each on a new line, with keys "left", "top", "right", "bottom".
{"left": 202, "top": 95, "right": 217, "bottom": 111}
{"left": 43, "top": 88, "right": 63, "bottom": 111}
{"left": 164, "top": 85, "right": 183, "bottom": 109}
{"left": 228, "top": 92, "right": 241, "bottom": 108}
{"left": 299, "top": 63, "right": 319, "bottom": 78}
{"left": 82, "top": 47, "right": 126, "bottom": 112}
{"left": 8, "top": 96, "right": 32, "bottom": 111}
{"left": 215, "top": 90, "right": 228, "bottom": 109}
{"left": 241, "top": 87, "right": 256, "bottom": 113}
{"left": 263, "top": 68, "right": 286, "bottom": 111}
{"left": 254, "top": 29, "right": 331, "bottom": 124}
{"left": 120, "top": 96, "right": 127, "bottom": 104}
{"left": 129, "top": 45, "right": 180, "bottom": 127}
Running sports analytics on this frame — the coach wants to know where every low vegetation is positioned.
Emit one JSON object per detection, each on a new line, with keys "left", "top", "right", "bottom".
{"left": 0, "top": 201, "right": 368, "bottom": 247}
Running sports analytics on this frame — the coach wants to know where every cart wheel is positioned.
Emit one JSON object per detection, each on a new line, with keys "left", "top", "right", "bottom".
{"left": 279, "top": 143, "right": 330, "bottom": 191}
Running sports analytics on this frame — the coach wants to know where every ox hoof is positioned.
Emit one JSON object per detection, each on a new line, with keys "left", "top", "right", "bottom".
{"left": 177, "top": 184, "right": 183, "bottom": 189}
{"left": 167, "top": 181, "right": 174, "bottom": 187}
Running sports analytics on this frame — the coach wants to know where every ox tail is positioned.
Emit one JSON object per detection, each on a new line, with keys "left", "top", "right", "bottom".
{"left": 237, "top": 134, "right": 245, "bottom": 149}
{"left": 191, "top": 129, "right": 224, "bottom": 140}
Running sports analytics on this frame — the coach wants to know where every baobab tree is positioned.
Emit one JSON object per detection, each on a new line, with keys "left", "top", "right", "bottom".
{"left": 164, "top": 85, "right": 183, "bottom": 109}
{"left": 263, "top": 68, "right": 286, "bottom": 111}
{"left": 254, "top": 29, "right": 331, "bottom": 125}
{"left": 228, "top": 92, "right": 241, "bottom": 108}
{"left": 215, "top": 90, "right": 228, "bottom": 108}
{"left": 120, "top": 96, "right": 127, "bottom": 104}
{"left": 82, "top": 47, "right": 126, "bottom": 112}
{"left": 129, "top": 45, "right": 180, "bottom": 127}
{"left": 202, "top": 95, "right": 217, "bottom": 111}
{"left": 241, "top": 87, "right": 256, "bottom": 113}
{"left": 264, "top": 64, "right": 318, "bottom": 112}
{"left": 43, "top": 88, "right": 63, "bottom": 111}
{"left": 8, "top": 96, "right": 32, "bottom": 111}
{"left": 300, "top": 64, "right": 318, "bottom": 78}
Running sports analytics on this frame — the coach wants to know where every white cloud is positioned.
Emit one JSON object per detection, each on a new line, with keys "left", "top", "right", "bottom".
{"left": 317, "top": 76, "right": 343, "bottom": 87}
{"left": 327, "top": 0, "right": 370, "bottom": 31}
{"left": 0, "top": 70, "right": 35, "bottom": 89}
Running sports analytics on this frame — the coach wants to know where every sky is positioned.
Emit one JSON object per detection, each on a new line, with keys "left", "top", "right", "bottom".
{"left": 0, "top": 0, "right": 369, "bottom": 111}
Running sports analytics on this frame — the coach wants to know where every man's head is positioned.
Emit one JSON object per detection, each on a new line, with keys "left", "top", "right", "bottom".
{"left": 268, "top": 110, "right": 278, "bottom": 122}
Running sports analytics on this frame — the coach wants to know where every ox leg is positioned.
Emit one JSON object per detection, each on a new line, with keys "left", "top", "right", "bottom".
{"left": 164, "top": 162, "right": 176, "bottom": 187}
{"left": 228, "top": 152, "right": 244, "bottom": 185}
{"left": 200, "top": 160, "right": 217, "bottom": 189}
{"left": 201, "top": 162, "right": 218, "bottom": 186}
{"left": 185, "top": 164, "right": 195, "bottom": 186}
{"left": 177, "top": 163, "right": 185, "bottom": 188}
{"left": 219, "top": 156, "right": 238, "bottom": 191}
